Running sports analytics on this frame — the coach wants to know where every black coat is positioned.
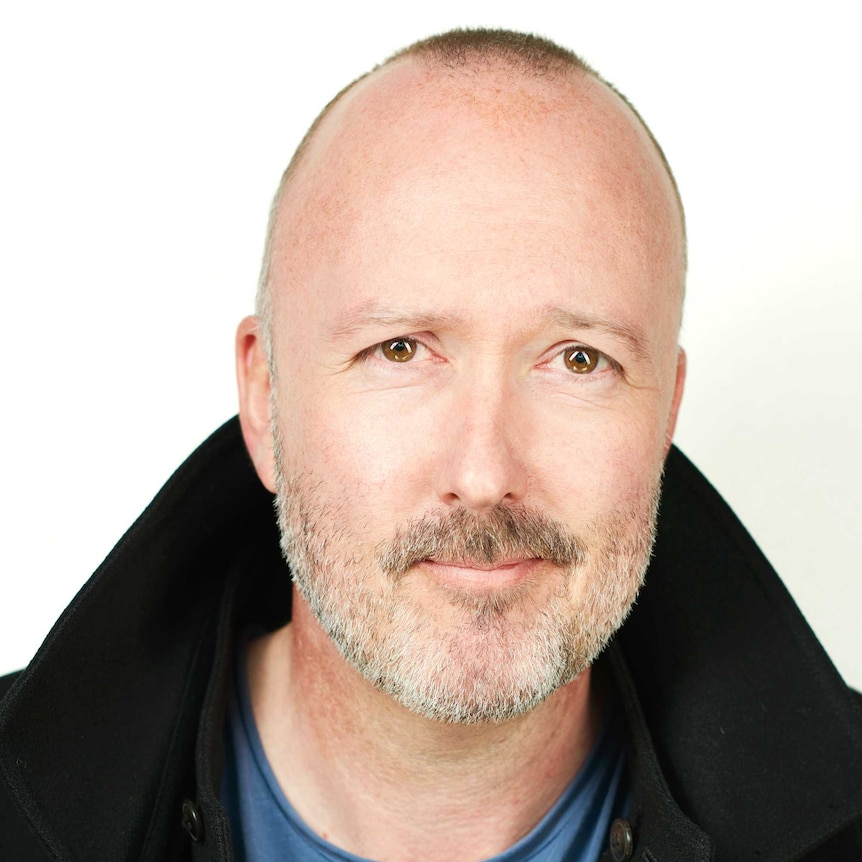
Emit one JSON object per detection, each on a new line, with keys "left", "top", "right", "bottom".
{"left": 2, "top": 418, "right": 861, "bottom": 861}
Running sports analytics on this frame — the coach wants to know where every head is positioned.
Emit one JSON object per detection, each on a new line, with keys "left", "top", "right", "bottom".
{"left": 237, "top": 29, "right": 686, "bottom": 723}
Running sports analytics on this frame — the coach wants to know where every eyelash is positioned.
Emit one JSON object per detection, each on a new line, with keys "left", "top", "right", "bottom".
{"left": 357, "top": 337, "right": 621, "bottom": 378}
{"left": 356, "top": 337, "right": 432, "bottom": 365}
{"left": 546, "top": 344, "right": 621, "bottom": 377}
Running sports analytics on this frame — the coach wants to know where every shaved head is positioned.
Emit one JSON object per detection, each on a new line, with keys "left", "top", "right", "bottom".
{"left": 255, "top": 29, "right": 686, "bottom": 357}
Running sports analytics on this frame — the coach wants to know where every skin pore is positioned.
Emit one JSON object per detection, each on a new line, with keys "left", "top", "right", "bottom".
{"left": 236, "top": 54, "right": 686, "bottom": 862}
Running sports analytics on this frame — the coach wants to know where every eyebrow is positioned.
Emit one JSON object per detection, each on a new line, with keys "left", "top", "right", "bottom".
{"left": 329, "top": 301, "right": 650, "bottom": 361}
{"left": 541, "top": 307, "right": 650, "bottom": 361}
{"left": 329, "top": 303, "right": 467, "bottom": 342}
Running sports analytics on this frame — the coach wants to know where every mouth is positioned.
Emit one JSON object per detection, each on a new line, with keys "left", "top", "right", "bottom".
{"left": 418, "top": 557, "right": 544, "bottom": 589}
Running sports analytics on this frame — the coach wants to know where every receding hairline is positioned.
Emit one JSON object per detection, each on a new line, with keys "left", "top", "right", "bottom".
{"left": 256, "top": 29, "right": 686, "bottom": 345}
{"left": 287, "top": 31, "right": 602, "bottom": 197}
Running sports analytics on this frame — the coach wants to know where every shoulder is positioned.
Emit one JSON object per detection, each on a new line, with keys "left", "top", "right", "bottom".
{"left": 0, "top": 670, "right": 21, "bottom": 701}
{"left": 799, "top": 817, "right": 862, "bottom": 861}
{"left": 0, "top": 671, "right": 58, "bottom": 860}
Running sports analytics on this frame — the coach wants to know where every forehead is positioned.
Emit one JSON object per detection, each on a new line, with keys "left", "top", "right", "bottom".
{"left": 269, "top": 57, "right": 684, "bottom": 332}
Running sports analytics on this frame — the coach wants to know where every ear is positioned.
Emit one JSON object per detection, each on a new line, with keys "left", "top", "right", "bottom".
{"left": 664, "top": 347, "right": 686, "bottom": 457}
{"left": 236, "top": 315, "right": 277, "bottom": 493}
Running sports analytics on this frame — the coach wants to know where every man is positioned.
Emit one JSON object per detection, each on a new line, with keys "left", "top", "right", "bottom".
{"left": 1, "top": 28, "right": 860, "bottom": 862}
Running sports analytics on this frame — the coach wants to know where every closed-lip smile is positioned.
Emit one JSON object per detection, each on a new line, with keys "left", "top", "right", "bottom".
{"left": 419, "top": 557, "right": 542, "bottom": 588}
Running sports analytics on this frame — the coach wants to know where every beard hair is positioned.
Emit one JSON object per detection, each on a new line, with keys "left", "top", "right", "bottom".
{"left": 271, "top": 419, "right": 661, "bottom": 725}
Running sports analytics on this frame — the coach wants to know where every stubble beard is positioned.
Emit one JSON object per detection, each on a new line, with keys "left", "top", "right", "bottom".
{"left": 272, "top": 421, "right": 661, "bottom": 725}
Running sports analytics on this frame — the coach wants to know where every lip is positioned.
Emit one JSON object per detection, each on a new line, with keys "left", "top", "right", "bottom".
{"left": 419, "top": 557, "right": 542, "bottom": 589}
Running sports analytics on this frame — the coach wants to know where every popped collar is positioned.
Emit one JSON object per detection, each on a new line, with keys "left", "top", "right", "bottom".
{"left": 2, "top": 418, "right": 861, "bottom": 861}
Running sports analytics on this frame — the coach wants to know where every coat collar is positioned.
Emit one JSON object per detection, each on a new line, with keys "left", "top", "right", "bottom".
{"left": 2, "top": 417, "right": 860, "bottom": 861}
{"left": 616, "top": 445, "right": 862, "bottom": 860}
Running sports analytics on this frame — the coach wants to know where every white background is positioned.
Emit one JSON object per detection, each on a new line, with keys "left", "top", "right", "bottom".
{"left": 1, "top": 1, "right": 859, "bottom": 686}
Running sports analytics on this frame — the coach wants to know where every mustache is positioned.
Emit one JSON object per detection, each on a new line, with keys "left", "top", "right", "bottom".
{"left": 377, "top": 505, "right": 587, "bottom": 577}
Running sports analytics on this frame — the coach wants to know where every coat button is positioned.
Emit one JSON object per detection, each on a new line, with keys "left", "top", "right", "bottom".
{"left": 609, "top": 818, "right": 634, "bottom": 861}
{"left": 181, "top": 799, "right": 205, "bottom": 843}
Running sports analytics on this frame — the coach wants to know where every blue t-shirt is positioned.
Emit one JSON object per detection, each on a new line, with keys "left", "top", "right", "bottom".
{"left": 222, "top": 646, "right": 628, "bottom": 862}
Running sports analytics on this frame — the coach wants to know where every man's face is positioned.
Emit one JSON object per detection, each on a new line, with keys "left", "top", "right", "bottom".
{"left": 257, "top": 59, "right": 685, "bottom": 723}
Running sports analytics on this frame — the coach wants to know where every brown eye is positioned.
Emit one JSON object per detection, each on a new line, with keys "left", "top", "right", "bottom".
{"left": 381, "top": 338, "right": 417, "bottom": 362}
{"left": 564, "top": 346, "right": 598, "bottom": 374}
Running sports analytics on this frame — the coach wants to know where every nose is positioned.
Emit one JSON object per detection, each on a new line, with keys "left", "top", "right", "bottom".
{"left": 434, "top": 377, "right": 528, "bottom": 510}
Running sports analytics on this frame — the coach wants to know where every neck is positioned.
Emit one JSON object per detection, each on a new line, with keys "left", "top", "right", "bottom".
{"left": 248, "top": 591, "right": 602, "bottom": 862}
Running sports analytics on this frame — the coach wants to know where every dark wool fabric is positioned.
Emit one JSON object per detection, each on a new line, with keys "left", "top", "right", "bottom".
{"left": 1, "top": 417, "right": 860, "bottom": 861}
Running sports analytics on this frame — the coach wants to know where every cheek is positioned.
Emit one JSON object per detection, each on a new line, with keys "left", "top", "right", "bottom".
{"left": 532, "top": 400, "right": 666, "bottom": 522}
{"left": 279, "top": 385, "right": 437, "bottom": 528}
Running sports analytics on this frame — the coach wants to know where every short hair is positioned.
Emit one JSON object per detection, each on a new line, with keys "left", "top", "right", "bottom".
{"left": 256, "top": 28, "right": 685, "bottom": 362}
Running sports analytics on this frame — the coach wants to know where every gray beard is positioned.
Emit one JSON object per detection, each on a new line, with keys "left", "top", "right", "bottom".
{"left": 272, "top": 420, "right": 660, "bottom": 725}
